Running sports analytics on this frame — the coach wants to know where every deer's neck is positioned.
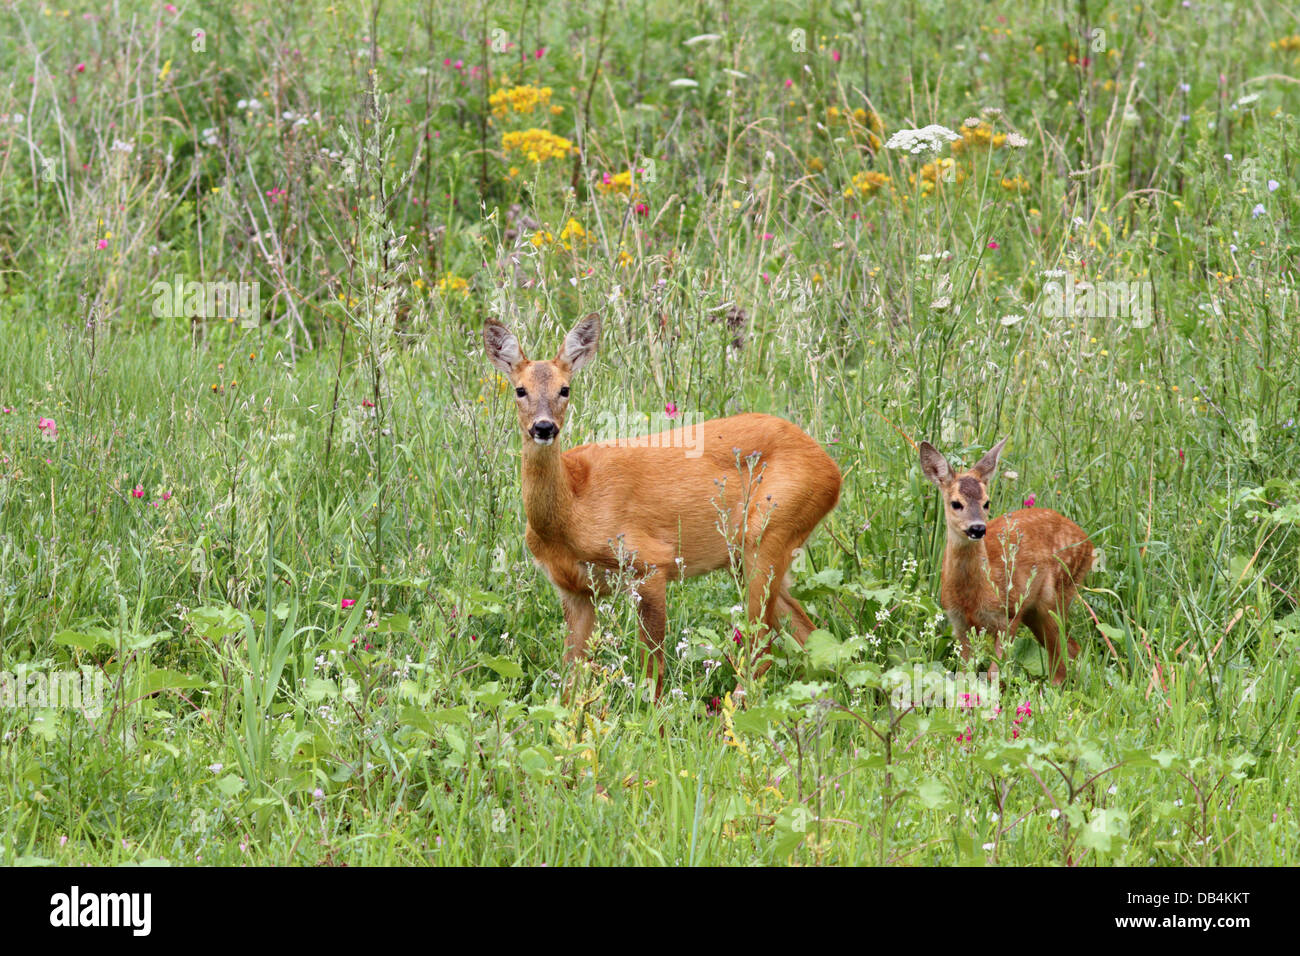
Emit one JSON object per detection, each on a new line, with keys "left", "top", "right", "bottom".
{"left": 942, "top": 533, "right": 996, "bottom": 606}
{"left": 521, "top": 442, "right": 573, "bottom": 536}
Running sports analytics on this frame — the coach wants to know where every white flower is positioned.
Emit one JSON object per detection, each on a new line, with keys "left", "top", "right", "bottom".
{"left": 1050, "top": 808, "right": 1061, "bottom": 819}
{"left": 982, "top": 842, "right": 995, "bottom": 851}
{"left": 963, "top": 117, "right": 981, "bottom": 128}
{"left": 999, "top": 314, "right": 1025, "bottom": 326}
{"left": 111, "top": 139, "right": 134, "bottom": 154}
{"left": 884, "top": 124, "right": 960, "bottom": 154}
{"left": 208, "top": 762, "right": 223, "bottom": 773}
{"left": 1006, "top": 131, "right": 1029, "bottom": 148}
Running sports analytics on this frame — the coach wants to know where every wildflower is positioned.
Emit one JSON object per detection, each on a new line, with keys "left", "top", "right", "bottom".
{"left": 1023, "top": 495, "right": 1035, "bottom": 508}
{"left": 596, "top": 170, "right": 635, "bottom": 195}
{"left": 96, "top": 239, "right": 108, "bottom": 250}
{"left": 489, "top": 84, "right": 554, "bottom": 117}
{"left": 952, "top": 121, "right": 1007, "bottom": 152}
{"left": 501, "top": 128, "right": 575, "bottom": 163}
{"left": 1268, "top": 180, "right": 1280, "bottom": 192}
{"left": 435, "top": 274, "right": 470, "bottom": 296}
{"left": 341, "top": 598, "right": 357, "bottom": 609}
{"left": 1016, "top": 701, "right": 1032, "bottom": 717}
{"left": 843, "top": 169, "right": 890, "bottom": 198}
{"left": 987, "top": 240, "right": 1000, "bottom": 250}
{"left": 74, "top": 62, "right": 86, "bottom": 73}
{"left": 1006, "top": 131, "right": 1029, "bottom": 148}
{"left": 665, "top": 401, "right": 679, "bottom": 419}
{"left": 884, "top": 124, "right": 960, "bottom": 154}
{"left": 131, "top": 485, "right": 144, "bottom": 498}
{"left": 37, "top": 417, "right": 57, "bottom": 439}
{"left": 1251, "top": 204, "right": 1265, "bottom": 218}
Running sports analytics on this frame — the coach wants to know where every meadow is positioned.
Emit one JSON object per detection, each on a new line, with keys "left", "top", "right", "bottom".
{"left": 0, "top": 0, "right": 1297, "bottom": 866}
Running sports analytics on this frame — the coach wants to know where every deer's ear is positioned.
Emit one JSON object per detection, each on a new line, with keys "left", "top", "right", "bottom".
{"left": 971, "top": 437, "right": 1008, "bottom": 481}
{"left": 919, "top": 441, "right": 952, "bottom": 487}
{"left": 484, "top": 320, "right": 526, "bottom": 376}
{"left": 558, "top": 312, "right": 601, "bottom": 373}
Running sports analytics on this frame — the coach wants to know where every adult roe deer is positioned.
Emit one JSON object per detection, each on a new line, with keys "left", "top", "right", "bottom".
{"left": 919, "top": 438, "right": 1094, "bottom": 685}
{"left": 484, "top": 313, "right": 842, "bottom": 698}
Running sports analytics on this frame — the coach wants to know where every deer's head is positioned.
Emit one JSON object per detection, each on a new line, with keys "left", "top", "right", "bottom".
{"left": 919, "top": 438, "right": 1007, "bottom": 542}
{"left": 483, "top": 314, "right": 601, "bottom": 447}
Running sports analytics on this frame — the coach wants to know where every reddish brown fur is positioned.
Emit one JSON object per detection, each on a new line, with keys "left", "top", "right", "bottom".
{"left": 920, "top": 439, "right": 1094, "bottom": 685}
{"left": 485, "top": 315, "right": 842, "bottom": 698}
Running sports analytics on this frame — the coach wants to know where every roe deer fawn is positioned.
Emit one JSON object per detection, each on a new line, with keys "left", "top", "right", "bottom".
{"left": 919, "top": 438, "right": 1094, "bottom": 685}
{"left": 484, "top": 313, "right": 842, "bottom": 699}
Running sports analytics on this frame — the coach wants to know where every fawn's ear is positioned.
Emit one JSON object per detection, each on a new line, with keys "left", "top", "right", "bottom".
{"left": 484, "top": 320, "right": 527, "bottom": 376}
{"left": 918, "top": 441, "right": 952, "bottom": 487}
{"left": 558, "top": 312, "right": 601, "bottom": 373}
{"left": 970, "top": 437, "right": 1008, "bottom": 481}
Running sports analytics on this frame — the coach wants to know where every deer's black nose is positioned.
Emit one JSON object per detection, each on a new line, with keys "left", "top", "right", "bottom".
{"left": 530, "top": 420, "right": 557, "bottom": 442}
{"left": 966, "top": 524, "right": 986, "bottom": 539}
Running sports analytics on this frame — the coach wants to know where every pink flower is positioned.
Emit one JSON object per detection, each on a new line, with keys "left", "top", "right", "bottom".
{"left": 165, "top": 3, "right": 177, "bottom": 12}
{"left": 986, "top": 240, "right": 1000, "bottom": 250}
{"left": 665, "top": 401, "right": 678, "bottom": 419}
{"left": 37, "top": 417, "right": 57, "bottom": 438}
{"left": 1016, "top": 701, "right": 1032, "bottom": 718}
{"left": 761, "top": 232, "right": 774, "bottom": 240}
{"left": 162, "top": 491, "right": 172, "bottom": 501}
{"left": 634, "top": 202, "right": 648, "bottom": 216}
{"left": 131, "top": 485, "right": 144, "bottom": 498}
{"left": 535, "top": 48, "right": 546, "bottom": 59}
{"left": 96, "top": 239, "right": 109, "bottom": 250}
{"left": 784, "top": 78, "right": 793, "bottom": 88}
{"left": 831, "top": 49, "right": 842, "bottom": 62}
{"left": 75, "top": 63, "right": 86, "bottom": 73}
{"left": 1, "top": 407, "right": 11, "bottom": 414}
{"left": 732, "top": 627, "right": 743, "bottom": 644}
{"left": 341, "top": 598, "right": 357, "bottom": 609}
{"left": 1023, "top": 495, "right": 1035, "bottom": 508}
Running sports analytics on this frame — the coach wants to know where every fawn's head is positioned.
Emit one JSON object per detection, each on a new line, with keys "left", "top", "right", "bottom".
{"left": 919, "top": 438, "right": 1007, "bottom": 542}
{"left": 483, "top": 313, "right": 601, "bottom": 446}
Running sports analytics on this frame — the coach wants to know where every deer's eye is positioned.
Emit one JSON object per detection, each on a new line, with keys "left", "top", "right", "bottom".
{"left": 515, "top": 387, "right": 526, "bottom": 398}
{"left": 559, "top": 386, "right": 570, "bottom": 398}
{"left": 983, "top": 501, "right": 990, "bottom": 510}
{"left": 951, "top": 501, "right": 962, "bottom": 510}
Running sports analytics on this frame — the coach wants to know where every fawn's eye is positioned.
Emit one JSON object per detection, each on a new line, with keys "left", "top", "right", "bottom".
{"left": 515, "top": 387, "right": 526, "bottom": 398}
{"left": 559, "top": 386, "right": 570, "bottom": 398}
{"left": 983, "top": 501, "right": 990, "bottom": 510}
{"left": 951, "top": 501, "right": 961, "bottom": 510}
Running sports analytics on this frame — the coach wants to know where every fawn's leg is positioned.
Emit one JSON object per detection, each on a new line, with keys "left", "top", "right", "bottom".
{"left": 559, "top": 588, "right": 596, "bottom": 702}
{"left": 1025, "top": 608, "right": 1067, "bottom": 685}
{"left": 635, "top": 572, "right": 668, "bottom": 701}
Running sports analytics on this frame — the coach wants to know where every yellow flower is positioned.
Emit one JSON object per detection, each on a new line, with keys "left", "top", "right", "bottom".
{"left": 435, "top": 274, "right": 469, "bottom": 296}
{"left": 489, "top": 84, "right": 554, "bottom": 117}
{"left": 501, "top": 128, "right": 576, "bottom": 163}
{"left": 529, "top": 229, "right": 554, "bottom": 247}
{"left": 952, "top": 121, "right": 1006, "bottom": 152}
{"left": 559, "top": 217, "right": 590, "bottom": 248}
{"left": 1000, "top": 174, "right": 1031, "bottom": 193}
{"left": 842, "top": 169, "right": 890, "bottom": 198}
{"left": 596, "top": 170, "right": 635, "bottom": 195}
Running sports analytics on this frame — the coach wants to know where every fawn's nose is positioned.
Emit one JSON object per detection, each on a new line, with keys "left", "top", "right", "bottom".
{"left": 530, "top": 420, "right": 558, "bottom": 443}
{"left": 966, "top": 524, "right": 986, "bottom": 540}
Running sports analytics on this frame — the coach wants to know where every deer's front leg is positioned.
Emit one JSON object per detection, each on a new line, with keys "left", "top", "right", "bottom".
{"left": 635, "top": 571, "right": 667, "bottom": 701}
{"left": 559, "top": 588, "right": 595, "bottom": 664}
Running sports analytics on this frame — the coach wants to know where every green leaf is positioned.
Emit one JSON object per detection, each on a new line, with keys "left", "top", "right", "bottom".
{"left": 52, "top": 628, "right": 115, "bottom": 652}
{"left": 481, "top": 655, "right": 524, "bottom": 679}
{"left": 134, "top": 669, "right": 204, "bottom": 696}
{"left": 215, "top": 774, "right": 246, "bottom": 797}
